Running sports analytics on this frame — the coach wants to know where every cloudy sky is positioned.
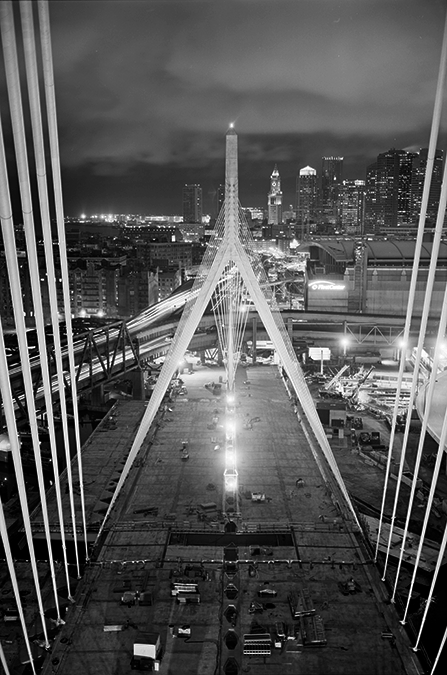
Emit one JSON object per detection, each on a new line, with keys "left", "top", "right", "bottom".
{"left": 19, "top": 0, "right": 447, "bottom": 215}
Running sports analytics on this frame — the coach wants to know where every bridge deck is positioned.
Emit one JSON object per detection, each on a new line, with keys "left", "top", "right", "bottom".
{"left": 35, "top": 362, "right": 423, "bottom": 675}
{"left": 29, "top": 400, "right": 149, "bottom": 540}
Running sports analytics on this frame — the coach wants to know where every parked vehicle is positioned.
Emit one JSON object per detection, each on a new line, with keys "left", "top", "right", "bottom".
{"left": 258, "top": 588, "right": 277, "bottom": 597}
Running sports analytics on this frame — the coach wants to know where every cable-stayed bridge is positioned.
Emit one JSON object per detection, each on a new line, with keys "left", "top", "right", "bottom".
{"left": 0, "top": 2, "right": 447, "bottom": 674}
{"left": 5, "top": 287, "right": 421, "bottom": 426}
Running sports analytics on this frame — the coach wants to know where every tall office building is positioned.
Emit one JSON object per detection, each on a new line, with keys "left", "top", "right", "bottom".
{"left": 320, "top": 156, "right": 343, "bottom": 223}
{"left": 267, "top": 165, "right": 283, "bottom": 225}
{"left": 410, "top": 148, "right": 443, "bottom": 226}
{"left": 339, "top": 180, "right": 365, "bottom": 234}
{"left": 296, "top": 166, "right": 317, "bottom": 236}
{"left": 364, "top": 161, "right": 379, "bottom": 233}
{"left": 364, "top": 148, "right": 417, "bottom": 232}
{"left": 182, "top": 184, "right": 203, "bottom": 224}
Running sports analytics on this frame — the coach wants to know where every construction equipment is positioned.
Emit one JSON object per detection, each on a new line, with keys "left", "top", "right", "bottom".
{"left": 322, "top": 364, "right": 350, "bottom": 391}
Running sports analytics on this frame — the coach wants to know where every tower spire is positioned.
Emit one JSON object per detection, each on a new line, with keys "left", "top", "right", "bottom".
{"left": 98, "top": 128, "right": 360, "bottom": 536}
{"left": 225, "top": 126, "right": 238, "bottom": 247}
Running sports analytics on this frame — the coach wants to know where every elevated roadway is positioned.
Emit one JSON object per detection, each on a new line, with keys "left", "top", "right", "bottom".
{"left": 5, "top": 279, "right": 429, "bottom": 425}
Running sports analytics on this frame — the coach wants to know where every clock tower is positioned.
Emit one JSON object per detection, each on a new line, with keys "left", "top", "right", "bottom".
{"left": 268, "top": 164, "right": 283, "bottom": 225}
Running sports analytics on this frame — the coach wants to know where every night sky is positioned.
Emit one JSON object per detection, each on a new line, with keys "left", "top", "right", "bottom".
{"left": 12, "top": 1, "right": 447, "bottom": 216}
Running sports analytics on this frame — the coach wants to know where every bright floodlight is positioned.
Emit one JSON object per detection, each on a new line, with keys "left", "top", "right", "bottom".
{"left": 224, "top": 469, "right": 238, "bottom": 491}
{"left": 226, "top": 421, "right": 235, "bottom": 436}
{"left": 397, "top": 338, "right": 407, "bottom": 349}
{"left": 227, "top": 393, "right": 235, "bottom": 405}
{"left": 226, "top": 445, "right": 235, "bottom": 460}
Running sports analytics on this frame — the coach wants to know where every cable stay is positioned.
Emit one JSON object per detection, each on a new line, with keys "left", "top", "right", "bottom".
{"left": 37, "top": 0, "right": 89, "bottom": 564}
{"left": 97, "top": 127, "right": 361, "bottom": 541}
{"left": 0, "top": 329, "right": 40, "bottom": 674}
{"left": 381, "top": 154, "right": 447, "bottom": 583}
{"left": 375, "top": 5, "right": 447, "bottom": 577}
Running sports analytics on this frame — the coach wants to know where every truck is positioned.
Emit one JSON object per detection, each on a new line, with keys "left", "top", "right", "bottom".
{"left": 131, "top": 632, "right": 161, "bottom": 671}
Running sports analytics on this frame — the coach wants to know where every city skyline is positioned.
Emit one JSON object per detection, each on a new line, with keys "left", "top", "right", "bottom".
{"left": 1, "top": 0, "right": 444, "bottom": 216}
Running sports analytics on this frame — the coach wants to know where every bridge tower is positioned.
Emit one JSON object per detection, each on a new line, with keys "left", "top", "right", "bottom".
{"left": 101, "top": 126, "right": 358, "bottom": 530}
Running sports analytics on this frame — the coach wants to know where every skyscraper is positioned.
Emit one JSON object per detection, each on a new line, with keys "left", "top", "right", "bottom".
{"left": 267, "top": 165, "right": 283, "bottom": 225}
{"left": 339, "top": 180, "right": 365, "bottom": 234}
{"left": 296, "top": 166, "right": 317, "bottom": 237}
{"left": 364, "top": 149, "right": 417, "bottom": 232}
{"left": 410, "top": 148, "right": 443, "bottom": 226}
{"left": 182, "top": 184, "right": 203, "bottom": 224}
{"left": 320, "top": 156, "right": 343, "bottom": 223}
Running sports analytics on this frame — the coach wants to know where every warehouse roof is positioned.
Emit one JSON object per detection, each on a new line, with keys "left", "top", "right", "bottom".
{"left": 297, "top": 237, "right": 447, "bottom": 265}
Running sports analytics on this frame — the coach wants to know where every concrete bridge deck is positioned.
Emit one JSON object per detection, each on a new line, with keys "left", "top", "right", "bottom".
{"left": 32, "top": 363, "right": 423, "bottom": 675}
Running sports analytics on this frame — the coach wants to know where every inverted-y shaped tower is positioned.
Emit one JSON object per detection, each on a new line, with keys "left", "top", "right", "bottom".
{"left": 99, "top": 126, "right": 358, "bottom": 533}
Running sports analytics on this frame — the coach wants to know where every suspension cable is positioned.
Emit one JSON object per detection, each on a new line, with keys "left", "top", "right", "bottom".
{"left": 429, "top": 598, "right": 447, "bottom": 674}
{"left": 0, "top": 330, "right": 38, "bottom": 674}
{"left": 393, "top": 248, "right": 447, "bottom": 609}
{"left": 0, "top": 2, "right": 55, "bottom": 646}
{"left": 375, "top": 4, "right": 447, "bottom": 566}
{"left": 0, "top": 640, "right": 12, "bottom": 675}
{"left": 19, "top": 0, "right": 74, "bottom": 606}
{"left": 411, "top": 423, "right": 447, "bottom": 646}
{"left": 382, "top": 152, "right": 447, "bottom": 581}
{"left": 37, "top": 0, "right": 89, "bottom": 564}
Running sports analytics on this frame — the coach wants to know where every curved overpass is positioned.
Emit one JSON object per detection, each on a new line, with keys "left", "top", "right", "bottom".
{"left": 5, "top": 279, "right": 434, "bottom": 422}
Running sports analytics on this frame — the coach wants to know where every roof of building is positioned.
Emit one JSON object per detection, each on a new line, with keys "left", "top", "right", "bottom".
{"left": 297, "top": 237, "right": 447, "bottom": 265}
{"left": 299, "top": 165, "right": 316, "bottom": 175}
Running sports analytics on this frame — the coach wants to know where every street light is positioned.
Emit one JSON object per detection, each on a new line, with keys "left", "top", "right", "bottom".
{"left": 396, "top": 338, "right": 407, "bottom": 364}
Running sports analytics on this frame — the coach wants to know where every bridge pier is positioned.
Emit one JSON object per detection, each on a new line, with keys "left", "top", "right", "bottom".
{"left": 127, "top": 369, "right": 145, "bottom": 401}
{"left": 91, "top": 383, "right": 105, "bottom": 407}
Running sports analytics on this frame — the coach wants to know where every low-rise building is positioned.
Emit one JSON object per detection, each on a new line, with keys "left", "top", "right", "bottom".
{"left": 299, "top": 236, "right": 447, "bottom": 317}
